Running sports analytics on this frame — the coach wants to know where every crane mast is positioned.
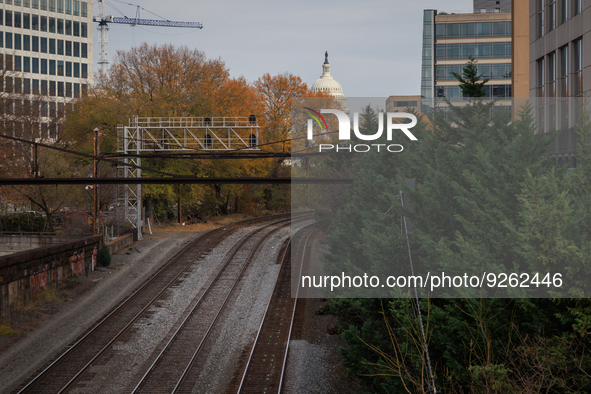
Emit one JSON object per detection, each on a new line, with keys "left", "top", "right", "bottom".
{"left": 94, "top": 0, "right": 203, "bottom": 74}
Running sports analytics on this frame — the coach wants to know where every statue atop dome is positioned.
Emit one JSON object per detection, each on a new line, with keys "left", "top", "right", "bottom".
{"left": 324, "top": 51, "right": 329, "bottom": 64}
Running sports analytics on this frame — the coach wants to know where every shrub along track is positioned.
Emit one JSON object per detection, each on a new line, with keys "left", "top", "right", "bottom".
{"left": 14, "top": 213, "right": 311, "bottom": 394}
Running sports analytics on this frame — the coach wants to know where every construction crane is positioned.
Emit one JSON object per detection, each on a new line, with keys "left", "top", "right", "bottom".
{"left": 93, "top": 0, "right": 203, "bottom": 74}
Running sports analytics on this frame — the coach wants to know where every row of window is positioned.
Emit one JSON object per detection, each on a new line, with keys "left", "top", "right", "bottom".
{"left": 1, "top": 33, "right": 88, "bottom": 58}
{"left": 538, "top": 0, "right": 584, "bottom": 39}
{"left": 2, "top": 77, "right": 86, "bottom": 98}
{"left": 436, "top": 63, "right": 512, "bottom": 80}
{"left": 435, "top": 84, "right": 512, "bottom": 99}
{"left": 0, "top": 12, "right": 88, "bottom": 37}
{"left": 436, "top": 42, "right": 512, "bottom": 59}
{"left": 3, "top": 55, "right": 88, "bottom": 78}
{"left": 536, "top": 38, "right": 583, "bottom": 98}
{"left": 435, "top": 21, "right": 512, "bottom": 38}
{"left": 0, "top": 0, "right": 88, "bottom": 17}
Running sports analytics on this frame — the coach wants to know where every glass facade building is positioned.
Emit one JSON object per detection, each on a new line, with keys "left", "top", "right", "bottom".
{"left": 421, "top": 6, "right": 513, "bottom": 109}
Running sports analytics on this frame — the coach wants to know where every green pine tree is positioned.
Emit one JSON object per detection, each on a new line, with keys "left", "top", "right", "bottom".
{"left": 451, "top": 56, "right": 490, "bottom": 98}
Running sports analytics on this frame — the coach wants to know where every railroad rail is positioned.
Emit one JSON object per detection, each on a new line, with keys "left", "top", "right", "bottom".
{"left": 236, "top": 225, "right": 316, "bottom": 394}
{"left": 131, "top": 219, "right": 295, "bottom": 393}
{"left": 14, "top": 213, "right": 310, "bottom": 394}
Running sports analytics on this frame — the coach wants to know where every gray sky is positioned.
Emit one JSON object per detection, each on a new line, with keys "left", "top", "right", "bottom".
{"left": 93, "top": 0, "right": 472, "bottom": 97}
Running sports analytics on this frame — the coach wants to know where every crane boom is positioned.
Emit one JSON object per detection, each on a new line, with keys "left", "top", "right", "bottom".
{"left": 93, "top": 16, "right": 203, "bottom": 29}
{"left": 94, "top": 0, "right": 202, "bottom": 74}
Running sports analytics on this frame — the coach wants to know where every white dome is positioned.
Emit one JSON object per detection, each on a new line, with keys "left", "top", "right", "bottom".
{"left": 311, "top": 53, "right": 345, "bottom": 98}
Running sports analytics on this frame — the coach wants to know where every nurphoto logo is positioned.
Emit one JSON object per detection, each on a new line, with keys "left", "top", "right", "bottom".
{"left": 304, "top": 107, "right": 418, "bottom": 153}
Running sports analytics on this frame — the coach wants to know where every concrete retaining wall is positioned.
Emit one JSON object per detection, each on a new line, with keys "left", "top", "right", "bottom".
{"left": 0, "top": 236, "right": 101, "bottom": 318}
{"left": 0, "top": 234, "right": 88, "bottom": 256}
{"left": 106, "top": 234, "right": 133, "bottom": 255}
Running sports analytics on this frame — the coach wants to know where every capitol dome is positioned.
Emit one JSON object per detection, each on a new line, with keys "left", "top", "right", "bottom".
{"left": 311, "top": 52, "right": 345, "bottom": 98}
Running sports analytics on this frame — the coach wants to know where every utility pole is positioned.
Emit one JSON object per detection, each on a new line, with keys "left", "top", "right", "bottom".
{"left": 177, "top": 184, "right": 182, "bottom": 224}
{"left": 94, "top": 128, "right": 100, "bottom": 236}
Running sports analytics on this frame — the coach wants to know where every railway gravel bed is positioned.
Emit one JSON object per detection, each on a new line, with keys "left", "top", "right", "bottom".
{"left": 0, "top": 230, "right": 200, "bottom": 394}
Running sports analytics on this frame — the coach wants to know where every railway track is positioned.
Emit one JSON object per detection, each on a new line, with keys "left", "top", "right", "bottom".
{"left": 236, "top": 225, "right": 316, "bottom": 394}
{"left": 14, "top": 213, "right": 311, "bottom": 394}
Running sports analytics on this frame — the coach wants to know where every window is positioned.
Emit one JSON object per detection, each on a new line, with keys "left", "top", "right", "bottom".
{"left": 57, "top": 19, "right": 64, "bottom": 34}
{"left": 49, "top": 17, "right": 55, "bottom": 33}
{"left": 15, "top": 56, "right": 22, "bottom": 71}
{"left": 41, "top": 58, "right": 47, "bottom": 74}
{"left": 538, "top": 0, "right": 545, "bottom": 38}
{"left": 24, "top": 57, "right": 30, "bottom": 72}
{"left": 40, "top": 37, "right": 47, "bottom": 53}
{"left": 73, "top": 83, "right": 80, "bottom": 98}
{"left": 73, "top": 62, "right": 79, "bottom": 77}
{"left": 81, "top": 43, "right": 87, "bottom": 58}
{"left": 549, "top": 0, "right": 556, "bottom": 31}
{"left": 33, "top": 79, "right": 40, "bottom": 94}
{"left": 23, "top": 13, "right": 30, "bottom": 29}
{"left": 561, "top": 0, "right": 569, "bottom": 24}
{"left": 57, "top": 60, "right": 64, "bottom": 75}
{"left": 66, "top": 82, "right": 72, "bottom": 97}
{"left": 559, "top": 46, "right": 569, "bottom": 128}
{"left": 32, "top": 57, "right": 39, "bottom": 73}
{"left": 14, "top": 12, "right": 21, "bottom": 28}
{"left": 5, "top": 10, "right": 12, "bottom": 27}
{"left": 57, "top": 0, "right": 63, "bottom": 12}
{"left": 65, "top": 40, "right": 72, "bottom": 56}
{"left": 65, "top": 61, "right": 71, "bottom": 76}
{"left": 73, "top": 41, "right": 79, "bottom": 57}
{"left": 14, "top": 34, "right": 21, "bottom": 50}
{"left": 32, "top": 14, "right": 39, "bottom": 30}
{"left": 0, "top": 34, "right": 3, "bottom": 48}
{"left": 574, "top": 0, "right": 582, "bottom": 15}
{"left": 65, "top": 0, "right": 71, "bottom": 14}
{"left": 5, "top": 55, "right": 12, "bottom": 71}
{"left": 73, "top": 0, "right": 79, "bottom": 16}
{"left": 41, "top": 80, "right": 47, "bottom": 95}
{"left": 0, "top": 10, "right": 3, "bottom": 26}
{"left": 66, "top": 20, "right": 72, "bottom": 35}
{"left": 548, "top": 52, "right": 557, "bottom": 131}
{"left": 537, "top": 58, "right": 545, "bottom": 98}
{"left": 477, "top": 22, "right": 491, "bottom": 36}
{"left": 32, "top": 0, "right": 38, "bottom": 8}
{"left": 57, "top": 39, "right": 63, "bottom": 54}
{"left": 24, "top": 0, "right": 30, "bottom": 6}
{"left": 5, "top": 33, "right": 12, "bottom": 49}
{"left": 23, "top": 35, "right": 30, "bottom": 50}
{"left": 574, "top": 38, "right": 583, "bottom": 97}
{"left": 49, "top": 80, "right": 56, "bottom": 96}
{"left": 49, "top": 38, "right": 55, "bottom": 54}
{"left": 48, "top": 0, "right": 55, "bottom": 11}
{"left": 81, "top": 63, "right": 87, "bottom": 78}
{"left": 58, "top": 81, "right": 64, "bottom": 96}
{"left": 73, "top": 21, "right": 79, "bottom": 36}
{"left": 5, "top": 77, "right": 13, "bottom": 93}
{"left": 49, "top": 59, "right": 56, "bottom": 75}
{"left": 41, "top": 16, "right": 47, "bottom": 31}
{"left": 81, "top": 22, "right": 87, "bottom": 37}
{"left": 24, "top": 79, "right": 30, "bottom": 94}
{"left": 81, "top": 1, "right": 87, "bottom": 17}
{"left": 32, "top": 36, "right": 39, "bottom": 51}
{"left": 40, "top": 0, "right": 47, "bottom": 9}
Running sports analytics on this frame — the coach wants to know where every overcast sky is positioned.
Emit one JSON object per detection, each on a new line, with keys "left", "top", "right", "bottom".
{"left": 93, "top": 0, "right": 472, "bottom": 97}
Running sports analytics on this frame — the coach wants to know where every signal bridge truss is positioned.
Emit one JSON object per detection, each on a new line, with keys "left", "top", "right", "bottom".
{"left": 117, "top": 116, "right": 260, "bottom": 238}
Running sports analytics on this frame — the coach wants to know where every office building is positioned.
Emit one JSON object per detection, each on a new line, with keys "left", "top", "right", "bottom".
{"left": 0, "top": 0, "right": 93, "bottom": 139}
{"left": 421, "top": 1, "right": 513, "bottom": 109}
{"left": 529, "top": 0, "right": 590, "bottom": 165}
